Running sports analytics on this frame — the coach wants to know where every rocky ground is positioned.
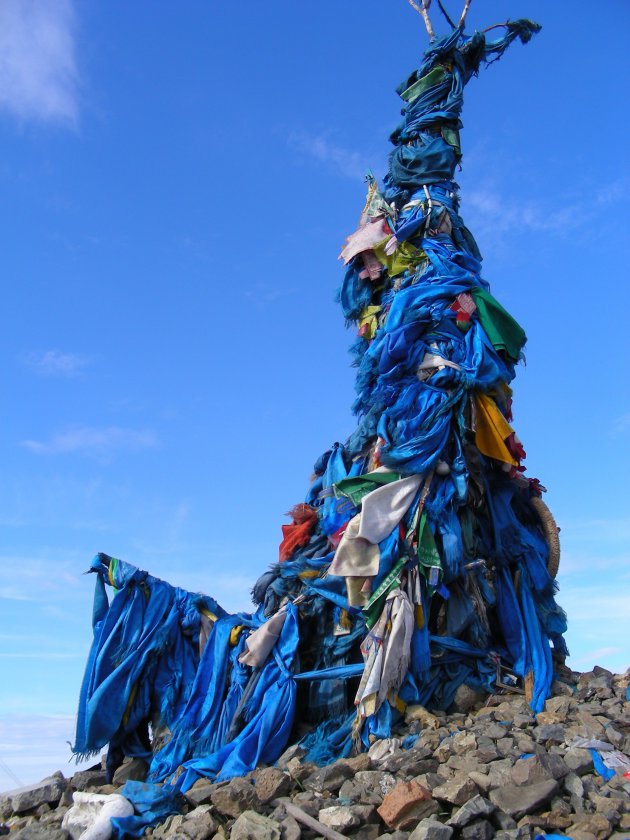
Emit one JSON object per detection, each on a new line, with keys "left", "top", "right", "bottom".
{"left": 1, "top": 667, "right": 628, "bottom": 840}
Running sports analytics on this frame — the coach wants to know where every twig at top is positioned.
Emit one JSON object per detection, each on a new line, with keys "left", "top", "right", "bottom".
{"left": 408, "top": 0, "right": 435, "bottom": 39}
{"left": 436, "top": 0, "right": 456, "bottom": 29}
{"left": 458, "top": 0, "right": 472, "bottom": 28}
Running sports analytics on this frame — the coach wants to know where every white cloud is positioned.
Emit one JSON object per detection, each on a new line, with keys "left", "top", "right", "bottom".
{"left": 21, "top": 425, "right": 159, "bottom": 457}
{"left": 0, "top": 0, "right": 78, "bottom": 124}
{"left": 611, "top": 413, "right": 630, "bottom": 436}
{"left": 462, "top": 177, "right": 629, "bottom": 246}
{"left": 288, "top": 130, "right": 370, "bottom": 180}
{"left": 22, "top": 349, "right": 90, "bottom": 377}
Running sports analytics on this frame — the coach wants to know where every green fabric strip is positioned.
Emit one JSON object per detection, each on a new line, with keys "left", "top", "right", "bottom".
{"left": 401, "top": 66, "right": 447, "bottom": 104}
{"left": 363, "top": 557, "right": 406, "bottom": 629}
{"left": 471, "top": 287, "right": 527, "bottom": 362}
{"left": 334, "top": 471, "right": 401, "bottom": 507}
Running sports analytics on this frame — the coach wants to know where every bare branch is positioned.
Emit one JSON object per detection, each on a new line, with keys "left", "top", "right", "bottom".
{"left": 436, "top": 0, "right": 456, "bottom": 29}
{"left": 458, "top": 0, "right": 472, "bottom": 28}
{"left": 408, "top": 0, "right": 435, "bottom": 39}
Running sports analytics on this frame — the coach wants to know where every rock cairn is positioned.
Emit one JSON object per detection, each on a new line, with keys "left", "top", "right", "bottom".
{"left": 2, "top": 667, "right": 628, "bottom": 840}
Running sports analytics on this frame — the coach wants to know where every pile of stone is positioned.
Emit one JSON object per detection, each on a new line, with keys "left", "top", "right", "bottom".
{"left": 1, "top": 667, "right": 628, "bottom": 840}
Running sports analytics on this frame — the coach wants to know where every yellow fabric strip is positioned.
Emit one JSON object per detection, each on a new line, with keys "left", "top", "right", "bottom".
{"left": 474, "top": 392, "right": 518, "bottom": 467}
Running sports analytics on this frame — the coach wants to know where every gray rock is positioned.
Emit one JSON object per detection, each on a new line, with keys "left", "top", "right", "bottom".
{"left": 532, "top": 724, "right": 566, "bottom": 744}
{"left": 318, "top": 804, "right": 360, "bottom": 831}
{"left": 432, "top": 776, "right": 478, "bottom": 806}
{"left": 568, "top": 813, "right": 613, "bottom": 840}
{"left": 230, "top": 810, "right": 282, "bottom": 840}
{"left": 279, "top": 814, "right": 301, "bottom": 840}
{"left": 565, "top": 748, "right": 594, "bottom": 775}
{"left": 275, "top": 744, "right": 306, "bottom": 769}
{"left": 564, "top": 771, "right": 585, "bottom": 799}
{"left": 447, "top": 796, "right": 495, "bottom": 828}
{"left": 180, "top": 812, "right": 218, "bottom": 839}
{"left": 10, "top": 774, "right": 67, "bottom": 814}
{"left": 467, "top": 772, "right": 493, "bottom": 794}
{"left": 452, "top": 684, "right": 487, "bottom": 713}
{"left": 491, "top": 811, "right": 517, "bottom": 831}
{"left": 486, "top": 760, "right": 514, "bottom": 790}
{"left": 510, "top": 752, "right": 568, "bottom": 786}
{"left": 489, "top": 780, "right": 559, "bottom": 819}
{"left": 304, "top": 761, "right": 353, "bottom": 793}
{"left": 10, "top": 826, "right": 68, "bottom": 840}
{"left": 352, "top": 825, "right": 382, "bottom": 840}
{"left": 254, "top": 768, "right": 292, "bottom": 803}
{"left": 70, "top": 769, "right": 108, "bottom": 790}
{"left": 112, "top": 757, "right": 148, "bottom": 785}
{"left": 184, "top": 780, "right": 220, "bottom": 807}
{"left": 338, "top": 779, "right": 383, "bottom": 806}
{"left": 154, "top": 814, "right": 185, "bottom": 838}
{"left": 461, "top": 819, "right": 495, "bottom": 840}
{"left": 409, "top": 818, "right": 454, "bottom": 840}
{"left": 210, "top": 778, "right": 261, "bottom": 818}
{"left": 355, "top": 770, "right": 398, "bottom": 797}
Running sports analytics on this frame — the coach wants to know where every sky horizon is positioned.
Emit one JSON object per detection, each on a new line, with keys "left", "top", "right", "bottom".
{"left": 1, "top": 0, "right": 629, "bottom": 791}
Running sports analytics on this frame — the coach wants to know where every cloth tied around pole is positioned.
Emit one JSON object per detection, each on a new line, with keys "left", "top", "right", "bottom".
{"left": 328, "top": 474, "right": 423, "bottom": 605}
{"left": 238, "top": 606, "right": 289, "bottom": 668}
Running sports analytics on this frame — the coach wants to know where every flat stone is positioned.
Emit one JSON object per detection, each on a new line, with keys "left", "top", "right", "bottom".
{"left": 489, "top": 780, "right": 559, "bottom": 819}
{"left": 230, "top": 810, "right": 281, "bottom": 840}
{"left": 510, "top": 752, "right": 568, "bottom": 786}
{"left": 447, "top": 796, "right": 495, "bottom": 828}
{"left": 10, "top": 774, "right": 67, "bottom": 814}
{"left": 352, "top": 825, "right": 381, "bottom": 840}
{"left": 545, "top": 695, "right": 573, "bottom": 717}
{"left": 467, "top": 772, "right": 493, "bottom": 794}
{"left": 532, "top": 724, "right": 566, "bottom": 744}
{"left": 377, "top": 780, "right": 438, "bottom": 830}
{"left": 10, "top": 827, "right": 68, "bottom": 840}
{"left": 210, "top": 778, "right": 261, "bottom": 819}
{"left": 304, "top": 761, "right": 353, "bottom": 793}
{"left": 565, "top": 748, "right": 594, "bottom": 775}
{"left": 564, "top": 771, "right": 585, "bottom": 799}
{"left": 491, "top": 811, "right": 517, "bottom": 831}
{"left": 338, "top": 779, "right": 383, "bottom": 806}
{"left": 155, "top": 814, "right": 186, "bottom": 837}
{"left": 185, "top": 780, "right": 220, "bottom": 807}
{"left": 279, "top": 815, "right": 301, "bottom": 840}
{"left": 409, "top": 818, "right": 454, "bottom": 840}
{"left": 452, "top": 732, "right": 477, "bottom": 755}
{"left": 254, "top": 768, "right": 292, "bottom": 803}
{"left": 486, "top": 760, "right": 514, "bottom": 789}
{"left": 535, "top": 711, "right": 564, "bottom": 726}
{"left": 275, "top": 744, "right": 306, "bottom": 769}
{"left": 180, "top": 812, "right": 218, "bottom": 839}
{"left": 70, "top": 769, "right": 108, "bottom": 791}
{"left": 112, "top": 757, "right": 148, "bottom": 785}
{"left": 569, "top": 813, "right": 614, "bottom": 840}
{"left": 461, "top": 818, "right": 495, "bottom": 840}
{"left": 432, "top": 776, "right": 478, "bottom": 806}
{"left": 318, "top": 805, "right": 360, "bottom": 831}
{"left": 355, "top": 771, "right": 398, "bottom": 798}
{"left": 341, "top": 753, "right": 372, "bottom": 773}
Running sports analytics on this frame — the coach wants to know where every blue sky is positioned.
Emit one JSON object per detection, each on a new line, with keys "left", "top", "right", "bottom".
{"left": 1, "top": 0, "right": 629, "bottom": 790}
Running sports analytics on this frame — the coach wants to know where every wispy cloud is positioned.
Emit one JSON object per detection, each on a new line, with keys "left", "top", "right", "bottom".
{"left": 611, "top": 413, "right": 630, "bottom": 436}
{"left": 288, "top": 130, "right": 371, "bottom": 181}
{"left": 21, "top": 349, "right": 90, "bottom": 377}
{"left": 21, "top": 425, "right": 159, "bottom": 457}
{"left": 0, "top": 0, "right": 79, "bottom": 125}
{"left": 464, "top": 179, "right": 628, "bottom": 241}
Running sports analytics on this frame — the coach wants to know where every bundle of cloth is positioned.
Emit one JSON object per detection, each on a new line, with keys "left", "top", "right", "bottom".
{"left": 73, "top": 17, "right": 568, "bottom": 808}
